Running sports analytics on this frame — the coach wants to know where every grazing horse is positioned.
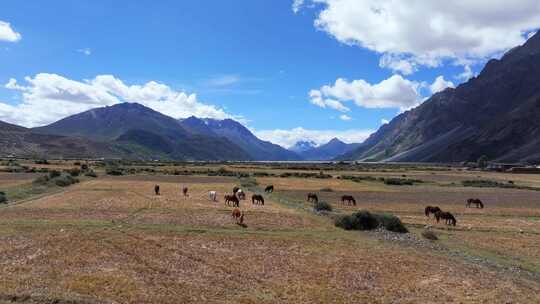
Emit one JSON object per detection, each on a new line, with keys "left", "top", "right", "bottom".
{"left": 236, "top": 189, "right": 246, "bottom": 200}
{"left": 233, "top": 186, "right": 240, "bottom": 194}
{"left": 154, "top": 185, "right": 160, "bottom": 196}
{"left": 341, "top": 195, "right": 356, "bottom": 206}
{"left": 252, "top": 194, "right": 265, "bottom": 205}
{"left": 208, "top": 191, "right": 217, "bottom": 202}
{"left": 265, "top": 185, "right": 274, "bottom": 193}
{"left": 231, "top": 208, "right": 244, "bottom": 225}
{"left": 182, "top": 187, "right": 189, "bottom": 197}
{"left": 425, "top": 206, "right": 442, "bottom": 217}
{"left": 435, "top": 211, "right": 457, "bottom": 226}
{"left": 225, "top": 194, "right": 239, "bottom": 207}
{"left": 466, "top": 198, "right": 484, "bottom": 209}
{"left": 307, "top": 193, "right": 318, "bottom": 203}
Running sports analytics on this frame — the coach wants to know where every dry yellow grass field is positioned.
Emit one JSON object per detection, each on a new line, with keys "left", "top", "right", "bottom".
{"left": 0, "top": 165, "right": 539, "bottom": 303}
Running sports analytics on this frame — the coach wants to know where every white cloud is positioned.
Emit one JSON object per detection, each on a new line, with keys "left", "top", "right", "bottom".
{"left": 300, "top": 0, "right": 540, "bottom": 72}
{"left": 292, "top": 0, "right": 304, "bottom": 13}
{"left": 429, "top": 76, "right": 455, "bottom": 94}
{"left": 77, "top": 48, "right": 92, "bottom": 56}
{"left": 0, "top": 21, "right": 21, "bottom": 42}
{"left": 381, "top": 118, "right": 389, "bottom": 124}
{"left": 254, "top": 127, "right": 373, "bottom": 148}
{"left": 310, "top": 75, "right": 422, "bottom": 111}
{"left": 339, "top": 114, "right": 351, "bottom": 121}
{"left": 205, "top": 74, "right": 241, "bottom": 87}
{"left": 1, "top": 73, "right": 235, "bottom": 127}
{"left": 309, "top": 89, "right": 350, "bottom": 112}
{"left": 456, "top": 65, "right": 475, "bottom": 81}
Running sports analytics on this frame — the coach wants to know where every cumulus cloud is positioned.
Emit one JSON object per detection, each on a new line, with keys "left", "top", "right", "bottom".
{"left": 292, "top": 0, "right": 304, "bottom": 13}
{"left": 310, "top": 75, "right": 422, "bottom": 111}
{"left": 429, "top": 76, "right": 455, "bottom": 94}
{"left": 254, "top": 127, "right": 373, "bottom": 148}
{"left": 456, "top": 65, "right": 475, "bottom": 81}
{"left": 309, "top": 89, "right": 350, "bottom": 112}
{"left": 381, "top": 118, "right": 389, "bottom": 124}
{"left": 339, "top": 114, "right": 351, "bottom": 121}
{"left": 1, "top": 73, "right": 234, "bottom": 127}
{"left": 299, "top": 0, "right": 540, "bottom": 72}
{"left": 0, "top": 21, "right": 21, "bottom": 42}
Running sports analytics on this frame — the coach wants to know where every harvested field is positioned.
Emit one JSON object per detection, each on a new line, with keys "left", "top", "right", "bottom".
{"left": 0, "top": 166, "right": 539, "bottom": 303}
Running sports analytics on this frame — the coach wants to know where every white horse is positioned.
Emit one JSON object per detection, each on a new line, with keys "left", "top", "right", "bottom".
{"left": 208, "top": 191, "right": 217, "bottom": 202}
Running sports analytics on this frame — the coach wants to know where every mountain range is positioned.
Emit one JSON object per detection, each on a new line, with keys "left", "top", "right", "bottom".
{"left": 340, "top": 32, "right": 540, "bottom": 163}
{"left": 297, "top": 138, "right": 361, "bottom": 161}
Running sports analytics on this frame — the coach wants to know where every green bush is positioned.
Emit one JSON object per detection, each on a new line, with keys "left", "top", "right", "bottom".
{"left": 34, "top": 159, "right": 49, "bottom": 165}
{"left": 0, "top": 192, "right": 7, "bottom": 204}
{"left": 383, "top": 178, "right": 417, "bottom": 186}
{"left": 85, "top": 170, "right": 98, "bottom": 178}
{"left": 313, "top": 201, "right": 332, "bottom": 212}
{"left": 106, "top": 167, "right": 124, "bottom": 176}
{"left": 48, "top": 170, "right": 61, "bottom": 179}
{"left": 376, "top": 213, "right": 408, "bottom": 233}
{"left": 421, "top": 230, "right": 438, "bottom": 240}
{"left": 33, "top": 175, "right": 50, "bottom": 185}
{"left": 68, "top": 168, "right": 81, "bottom": 177}
{"left": 335, "top": 210, "right": 379, "bottom": 231}
{"left": 54, "top": 175, "right": 79, "bottom": 187}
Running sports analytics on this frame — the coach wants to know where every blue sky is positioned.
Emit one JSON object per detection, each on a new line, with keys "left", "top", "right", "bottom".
{"left": 1, "top": 1, "right": 538, "bottom": 147}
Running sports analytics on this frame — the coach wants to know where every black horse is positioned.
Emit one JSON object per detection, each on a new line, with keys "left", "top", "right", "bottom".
{"left": 233, "top": 186, "right": 240, "bottom": 194}
{"left": 307, "top": 193, "right": 318, "bottom": 203}
{"left": 341, "top": 195, "right": 356, "bottom": 206}
{"left": 435, "top": 211, "right": 457, "bottom": 226}
{"left": 225, "top": 194, "right": 240, "bottom": 207}
{"left": 466, "top": 198, "right": 484, "bottom": 209}
{"left": 154, "top": 185, "right": 160, "bottom": 196}
{"left": 425, "top": 206, "right": 442, "bottom": 217}
{"left": 252, "top": 194, "right": 265, "bottom": 205}
{"left": 265, "top": 185, "right": 274, "bottom": 193}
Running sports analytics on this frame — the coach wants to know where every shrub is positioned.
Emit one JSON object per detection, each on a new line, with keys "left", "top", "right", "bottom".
{"left": 335, "top": 210, "right": 379, "bottom": 231}
{"left": 106, "top": 167, "right": 124, "bottom": 176}
{"left": 0, "top": 192, "right": 7, "bottom": 204}
{"left": 68, "top": 168, "right": 81, "bottom": 177}
{"left": 34, "top": 159, "right": 49, "bottom": 165}
{"left": 320, "top": 187, "right": 334, "bottom": 192}
{"left": 313, "top": 201, "right": 332, "bottom": 212}
{"left": 33, "top": 175, "right": 50, "bottom": 185}
{"left": 376, "top": 213, "right": 408, "bottom": 233}
{"left": 54, "top": 175, "right": 79, "bottom": 187}
{"left": 383, "top": 178, "right": 416, "bottom": 186}
{"left": 48, "top": 170, "right": 61, "bottom": 179}
{"left": 81, "top": 164, "right": 89, "bottom": 171}
{"left": 422, "top": 230, "right": 438, "bottom": 240}
{"left": 85, "top": 170, "right": 98, "bottom": 178}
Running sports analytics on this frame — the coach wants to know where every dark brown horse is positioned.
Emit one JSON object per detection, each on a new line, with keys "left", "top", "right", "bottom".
{"left": 466, "top": 198, "right": 484, "bottom": 209}
{"left": 225, "top": 194, "right": 239, "bottom": 207}
{"left": 435, "top": 211, "right": 457, "bottom": 226}
{"left": 341, "top": 195, "right": 356, "bottom": 206}
{"left": 252, "top": 194, "right": 264, "bottom": 205}
{"left": 264, "top": 185, "right": 274, "bottom": 193}
{"left": 233, "top": 186, "right": 240, "bottom": 194}
{"left": 154, "top": 185, "right": 160, "bottom": 196}
{"left": 231, "top": 208, "right": 244, "bottom": 225}
{"left": 307, "top": 193, "right": 318, "bottom": 203}
{"left": 425, "top": 206, "right": 442, "bottom": 217}
{"left": 182, "top": 186, "right": 189, "bottom": 197}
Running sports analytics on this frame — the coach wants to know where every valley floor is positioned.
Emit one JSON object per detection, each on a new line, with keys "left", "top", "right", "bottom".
{"left": 0, "top": 163, "right": 539, "bottom": 303}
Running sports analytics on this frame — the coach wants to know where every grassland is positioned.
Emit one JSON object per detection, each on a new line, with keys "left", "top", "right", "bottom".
{"left": 0, "top": 160, "right": 539, "bottom": 303}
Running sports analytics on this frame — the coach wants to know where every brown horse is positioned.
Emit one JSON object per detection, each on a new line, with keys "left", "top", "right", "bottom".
{"left": 182, "top": 186, "right": 189, "bottom": 197}
{"left": 435, "top": 211, "right": 457, "bottom": 226}
{"left": 425, "top": 206, "right": 442, "bottom": 217}
{"left": 231, "top": 208, "right": 244, "bottom": 225}
{"left": 154, "top": 185, "right": 160, "bottom": 196}
{"left": 225, "top": 194, "right": 239, "bottom": 207}
{"left": 341, "top": 195, "right": 356, "bottom": 206}
{"left": 265, "top": 185, "right": 274, "bottom": 193}
{"left": 307, "top": 193, "right": 318, "bottom": 203}
{"left": 252, "top": 194, "right": 264, "bottom": 205}
{"left": 466, "top": 198, "right": 484, "bottom": 209}
{"left": 236, "top": 189, "right": 246, "bottom": 200}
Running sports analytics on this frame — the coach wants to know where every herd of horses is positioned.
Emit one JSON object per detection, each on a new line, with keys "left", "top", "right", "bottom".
{"left": 153, "top": 183, "right": 484, "bottom": 228}
{"left": 424, "top": 198, "right": 485, "bottom": 226}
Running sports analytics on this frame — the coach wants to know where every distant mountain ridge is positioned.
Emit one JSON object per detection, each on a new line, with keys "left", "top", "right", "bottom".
{"left": 341, "top": 32, "right": 540, "bottom": 163}
{"left": 297, "top": 138, "right": 361, "bottom": 160}
{"left": 180, "top": 116, "right": 302, "bottom": 161}
{"left": 289, "top": 140, "right": 317, "bottom": 153}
